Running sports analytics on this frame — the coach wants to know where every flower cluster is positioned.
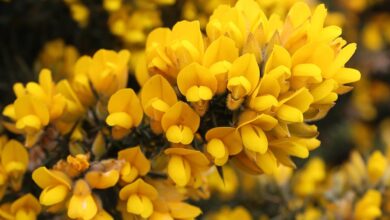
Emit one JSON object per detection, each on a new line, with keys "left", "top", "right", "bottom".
{"left": 139, "top": 0, "right": 361, "bottom": 175}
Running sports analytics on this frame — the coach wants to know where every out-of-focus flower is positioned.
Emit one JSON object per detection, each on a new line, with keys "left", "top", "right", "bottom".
{"left": 1, "top": 140, "right": 29, "bottom": 191}
{"left": 37, "top": 39, "right": 79, "bottom": 81}
{"left": 2, "top": 194, "right": 42, "bottom": 220}
{"left": 207, "top": 165, "right": 239, "bottom": 199}
{"left": 293, "top": 158, "right": 326, "bottom": 197}
{"left": 361, "top": 14, "right": 390, "bottom": 51}
{"left": 367, "top": 150, "right": 387, "bottom": 184}
{"left": 354, "top": 189, "right": 382, "bottom": 220}
{"left": 64, "top": 0, "right": 90, "bottom": 27}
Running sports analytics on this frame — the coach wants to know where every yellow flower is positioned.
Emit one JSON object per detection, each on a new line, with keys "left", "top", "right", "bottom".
{"left": 140, "top": 74, "right": 178, "bottom": 133}
{"left": 343, "top": 151, "right": 367, "bottom": 187}
{"left": 119, "top": 178, "right": 158, "bottom": 218}
{"left": 205, "top": 127, "right": 243, "bottom": 166}
{"left": 106, "top": 88, "right": 143, "bottom": 139}
{"left": 10, "top": 194, "right": 41, "bottom": 220}
{"left": 367, "top": 150, "right": 387, "bottom": 185}
{"left": 68, "top": 2, "right": 90, "bottom": 27}
{"left": 293, "top": 158, "right": 326, "bottom": 197}
{"left": 32, "top": 167, "right": 72, "bottom": 206}
{"left": 165, "top": 147, "right": 209, "bottom": 187}
{"left": 68, "top": 179, "right": 98, "bottom": 220}
{"left": 70, "top": 56, "right": 95, "bottom": 107}
{"left": 161, "top": 102, "right": 200, "bottom": 145}
{"left": 31, "top": 68, "right": 67, "bottom": 121}
{"left": 354, "top": 189, "right": 382, "bottom": 220}
{"left": 146, "top": 20, "right": 204, "bottom": 79}
{"left": 1, "top": 140, "right": 29, "bottom": 191}
{"left": 177, "top": 63, "right": 218, "bottom": 103}
{"left": 206, "top": 4, "right": 247, "bottom": 48}
{"left": 12, "top": 95, "right": 50, "bottom": 147}
{"left": 202, "top": 36, "right": 239, "bottom": 94}
{"left": 88, "top": 49, "right": 131, "bottom": 99}
{"left": 227, "top": 54, "right": 260, "bottom": 102}
{"left": 117, "top": 146, "right": 151, "bottom": 183}
{"left": 54, "top": 79, "right": 85, "bottom": 134}
{"left": 103, "top": 0, "right": 122, "bottom": 12}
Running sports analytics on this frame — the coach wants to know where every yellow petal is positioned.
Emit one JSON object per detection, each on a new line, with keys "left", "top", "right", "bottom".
{"left": 286, "top": 2, "right": 311, "bottom": 28}
{"left": 240, "top": 125, "right": 268, "bottom": 153}
{"left": 32, "top": 167, "right": 72, "bottom": 189}
{"left": 40, "top": 184, "right": 69, "bottom": 206}
{"left": 168, "top": 155, "right": 191, "bottom": 187}
{"left": 166, "top": 125, "right": 194, "bottom": 145}
{"left": 310, "top": 79, "right": 337, "bottom": 103}
{"left": 203, "top": 36, "right": 239, "bottom": 67}
{"left": 1, "top": 140, "right": 28, "bottom": 170}
{"left": 227, "top": 76, "right": 252, "bottom": 100}
{"left": 326, "top": 43, "right": 357, "bottom": 78}
{"left": 206, "top": 138, "right": 227, "bottom": 159}
{"left": 264, "top": 45, "right": 291, "bottom": 74}
{"left": 141, "top": 74, "right": 177, "bottom": 120}
{"left": 106, "top": 112, "right": 133, "bottom": 129}
{"left": 127, "top": 195, "right": 154, "bottom": 218}
{"left": 277, "top": 105, "right": 303, "bottom": 123}
{"left": 250, "top": 95, "right": 278, "bottom": 112}
{"left": 107, "top": 89, "right": 143, "bottom": 126}
{"left": 292, "top": 63, "right": 322, "bottom": 83}
{"left": 367, "top": 150, "right": 387, "bottom": 184}
{"left": 228, "top": 53, "right": 260, "bottom": 95}
{"left": 68, "top": 193, "right": 98, "bottom": 220}
{"left": 185, "top": 86, "right": 212, "bottom": 102}
{"left": 169, "top": 202, "right": 202, "bottom": 219}
{"left": 333, "top": 67, "right": 361, "bottom": 84}
{"left": 256, "top": 150, "right": 277, "bottom": 174}
{"left": 11, "top": 193, "right": 41, "bottom": 215}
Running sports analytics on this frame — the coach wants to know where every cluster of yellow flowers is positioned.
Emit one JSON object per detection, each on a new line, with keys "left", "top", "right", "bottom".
{"left": 104, "top": 0, "right": 173, "bottom": 47}
{"left": 138, "top": 0, "right": 361, "bottom": 175}
{"left": 0, "top": 0, "right": 364, "bottom": 219}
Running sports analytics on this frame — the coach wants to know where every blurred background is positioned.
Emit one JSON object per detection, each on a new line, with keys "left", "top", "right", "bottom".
{"left": 0, "top": 0, "right": 389, "bottom": 218}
